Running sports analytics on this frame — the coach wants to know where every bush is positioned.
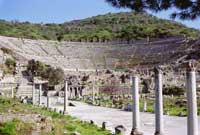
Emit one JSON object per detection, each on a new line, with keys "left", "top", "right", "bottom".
{"left": 5, "top": 58, "right": 16, "bottom": 68}
{"left": 1, "top": 47, "right": 12, "bottom": 54}
{"left": 4, "top": 58, "right": 16, "bottom": 75}
{"left": 43, "top": 67, "right": 65, "bottom": 85}
{"left": 163, "top": 86, "right": 185, "bottom": 96}
{"left": 28, "top": 60, "right": 65, "bottom": 85}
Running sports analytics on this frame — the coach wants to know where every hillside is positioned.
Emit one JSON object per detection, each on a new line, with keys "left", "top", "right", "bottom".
{"left": 0, "top": 12, "right": 199, "bottom": 42}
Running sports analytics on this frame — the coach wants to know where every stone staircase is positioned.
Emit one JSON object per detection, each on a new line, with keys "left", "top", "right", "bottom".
{"left": 16, "top": 85, "right": 33, "bottom": 98}
{"left": 16, "top": 67, "right": 33, "bottom": 98}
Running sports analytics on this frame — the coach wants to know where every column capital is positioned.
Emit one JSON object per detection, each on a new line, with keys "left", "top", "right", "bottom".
{"left": 131, "top": 75, "right": 139, "bottom": 78}
{"left": 154, "top": 66, "right": 162, "bottom": 74}
{"left": 65, "top": 80, "right": 68, "bottom": 84}
{"left": 130, "top": 75, "right": 139, "bottom": 85}
{"left": 186, "top": 60, "right": 196, "bottom": 72}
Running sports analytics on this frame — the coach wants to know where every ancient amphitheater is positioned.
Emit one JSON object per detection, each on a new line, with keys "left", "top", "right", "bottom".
{"left": 0, "top": 36, "right": 199, "bottom": 71}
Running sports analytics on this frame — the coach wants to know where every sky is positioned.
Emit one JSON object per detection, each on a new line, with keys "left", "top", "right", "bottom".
{"left": 0, "top": 0, "right": 199, "bottom": 29}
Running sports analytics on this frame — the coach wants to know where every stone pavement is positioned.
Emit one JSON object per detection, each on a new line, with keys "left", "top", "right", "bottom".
{"left": 40, "top": 97, "right": 200, "bottom": 135}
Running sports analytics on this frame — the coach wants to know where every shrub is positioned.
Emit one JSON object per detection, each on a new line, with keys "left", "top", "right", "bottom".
{"left": 28, "top": 60, "right": 65, "bottom": 85}
{"left": 5, "top": 58, "right": 16, "bottom": 68}
{"left": 4, "top": 58, "right": 16, "bottom": 75}
{"left": 163, "top": 86, "right": 185, "bottom": 96}
{"left": 1, "top": 47, "right": 12, "bottom": 54}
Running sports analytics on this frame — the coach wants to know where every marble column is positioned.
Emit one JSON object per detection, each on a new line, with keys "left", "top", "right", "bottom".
{"left": 11, "top": 86, "right": 14, "bottom": 98}
{"left": 39, "top": 84, "right": 42, "bottom": 106}
{"left": 131, "top": 76, "right": 143, "bottom": 135}
{"left": 186, "top": 62, "right": 198, "bottom": 135}
{"left": 32, "top": 83, "right": 36, "bottom": 105}
{"left": 63, "top": 81, "right": 68, "bottom": 114}
{"left": 143, "top": 100, "right": 147, "bottom": 112}
{"left": 72, "top": 87, "right": 75, "bottom": 99}
{"left": 92, "top": 78, "right": 96, "bottom": 104}
{"left": 69, "top": 88, "right": 72, "bottom": 99}
{"left": 154, "top": 67, "right": 164, "bottom": 135}
{"left": 78, "top": 87, "right": 81, "bottom": 98}
{"left": 47, "top": 96, "right": 50, "bottom": 108}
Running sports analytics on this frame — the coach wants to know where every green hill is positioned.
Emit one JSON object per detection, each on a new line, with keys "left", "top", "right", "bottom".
{"left": 0, "top": 12, "right": 199, "bottom": 42}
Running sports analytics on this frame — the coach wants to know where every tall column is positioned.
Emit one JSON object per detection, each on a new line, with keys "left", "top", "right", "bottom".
{"left": 154, "top": 67, "right": 164, "bottom": 135}
{"left": 72, "top": 87, "right": 75, "bottom": 99}
{"left": 63, "top": 81, "right": 68, "bottom": 114}
{"left": 32, "top": 83, "right": 36, "bottom": 105}
{"left": 69, "top": 88, "right": 71, "bottom": 99}
{"left": 47, "top": 96, "right": 50, "bottom": 108}
{"left": 39, "top": 83, "right": 42, "bottom": 106}
{"left": 92, "top": 80, "right": 95, "bottom": 104}
{"left": 78, "top": 87, "right": 81, "bottom": 98}
{"left": 186, "top": 62, "right": 198, "bottom": 135}
{"left": 143, "top": 100, "right": 147, "bottom": 112}
{"left": 11, "top": 86, "right": 14, "bottom": 98}
{"left": 70, "top": 88, "right": 72, "bottom": 99}
{"left": 131, "top": 76, "right": 143, "bottom": 135}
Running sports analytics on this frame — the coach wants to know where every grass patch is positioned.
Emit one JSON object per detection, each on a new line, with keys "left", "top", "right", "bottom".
{"left": 0, "top": 97, "right": 112, "bottom": 135}
{"left": 0, "top": 119, "right": 33, "bottom": 135}
{"left": 81, "top": 94, "right": 200, "bottom": 116}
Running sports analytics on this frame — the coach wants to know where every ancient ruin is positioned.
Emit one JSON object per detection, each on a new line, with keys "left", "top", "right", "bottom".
{"left": 0, "top": 35, "right": 199, "bottom": 135}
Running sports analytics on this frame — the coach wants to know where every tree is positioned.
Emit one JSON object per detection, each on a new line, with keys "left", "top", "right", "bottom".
{"left": 46, "top": 67, "right": 65, "bottom": 85}
{"left": 105, "top": 0, "right": 200, "bottom": 20}
{"left": 4, "top": 58, "right": 16, "bottom": 75}
{"left": 163, "top": 86, "right": 185, "bottom": 96}
{"left": 27, "top": 60, "right": 65, "bottom": 85}
{"left": 5, "top": 58, "right": 16, "bottom": 68}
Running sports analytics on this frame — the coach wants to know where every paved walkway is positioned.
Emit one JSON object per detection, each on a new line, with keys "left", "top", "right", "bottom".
{"left": 40, "top": 97, "right": 200, "bottom": 135}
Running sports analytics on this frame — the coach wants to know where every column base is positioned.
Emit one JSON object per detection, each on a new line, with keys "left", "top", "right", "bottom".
{"left": 130, "top": 128, "right": 143, "bottom": 135}
{"left": 63, "top": 111, "right": 68, "bottom": 115}
{"left": 154, "top": 131, "right": 164, "bottom": 135}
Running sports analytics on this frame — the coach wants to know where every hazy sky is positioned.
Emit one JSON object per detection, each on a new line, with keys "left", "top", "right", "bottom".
{"left": 0, "top": 0, "right": 199, "bottom": 29}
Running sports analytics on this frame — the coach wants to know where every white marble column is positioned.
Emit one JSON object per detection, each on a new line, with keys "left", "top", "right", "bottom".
{"left": 72, "top": 87, "right": 75, "bottom": 99}
{"left": 186, "top": 62, "right": 198, "bottom": 135}
{"left": 143, "top": 100, "right": 147, "bottom": 112}
{"left": 78, "top": 87, "right": 81, "bottom": 98}
{"left": 11, "top": 86, "right": 14, "bottom": 98}
{"left": 39, "top": 84, "right": 42, "bottom": 106}
{"left": 131, "top": 76, "right": 143, "bottom": 135}
{"left": 47, "top": 96, "right": 50, "bottom": 108}
{"left": 154, "top": 67, "right": 164, "bottom": 135}
{"left": 92, "top": 80, "right": 95, "bottom": 104}
{"left": 63, "top": 81, "right": 68, "bottom": 114}
{"left": 32, "top": 83, "right": 36, "bottom": 105}
{"left": 69, "top": 88, "right": 72, "bottom": 99}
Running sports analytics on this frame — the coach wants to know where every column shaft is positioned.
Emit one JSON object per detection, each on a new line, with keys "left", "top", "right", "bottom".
{"left": 186, "top": 70, "right": 198, "bottom": 135}
{"left": 92, "top": 80, "right": 95, "bottom": 104}
{"left": 32, "top": 83, "right": 35, "bottom": 105}
{"left": 47, "top": 96, "right": 50, "bottom": 108}
{"left": 64, "top": 81, "right": 68, "bottom": 114}
{"left": 39, "top": 84, "right": 42, "bottom": 106}
{"left": 11, "top": 87, "right": 14, "bottom": 98}
{"left": 143, "top": 100, "right": 147, "bottom": 112}
{"left": 154, "top": 70, "right": 164, "bottom": 135}
{"left": 131, "top": 76, "right": 143, "bottom": 135}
